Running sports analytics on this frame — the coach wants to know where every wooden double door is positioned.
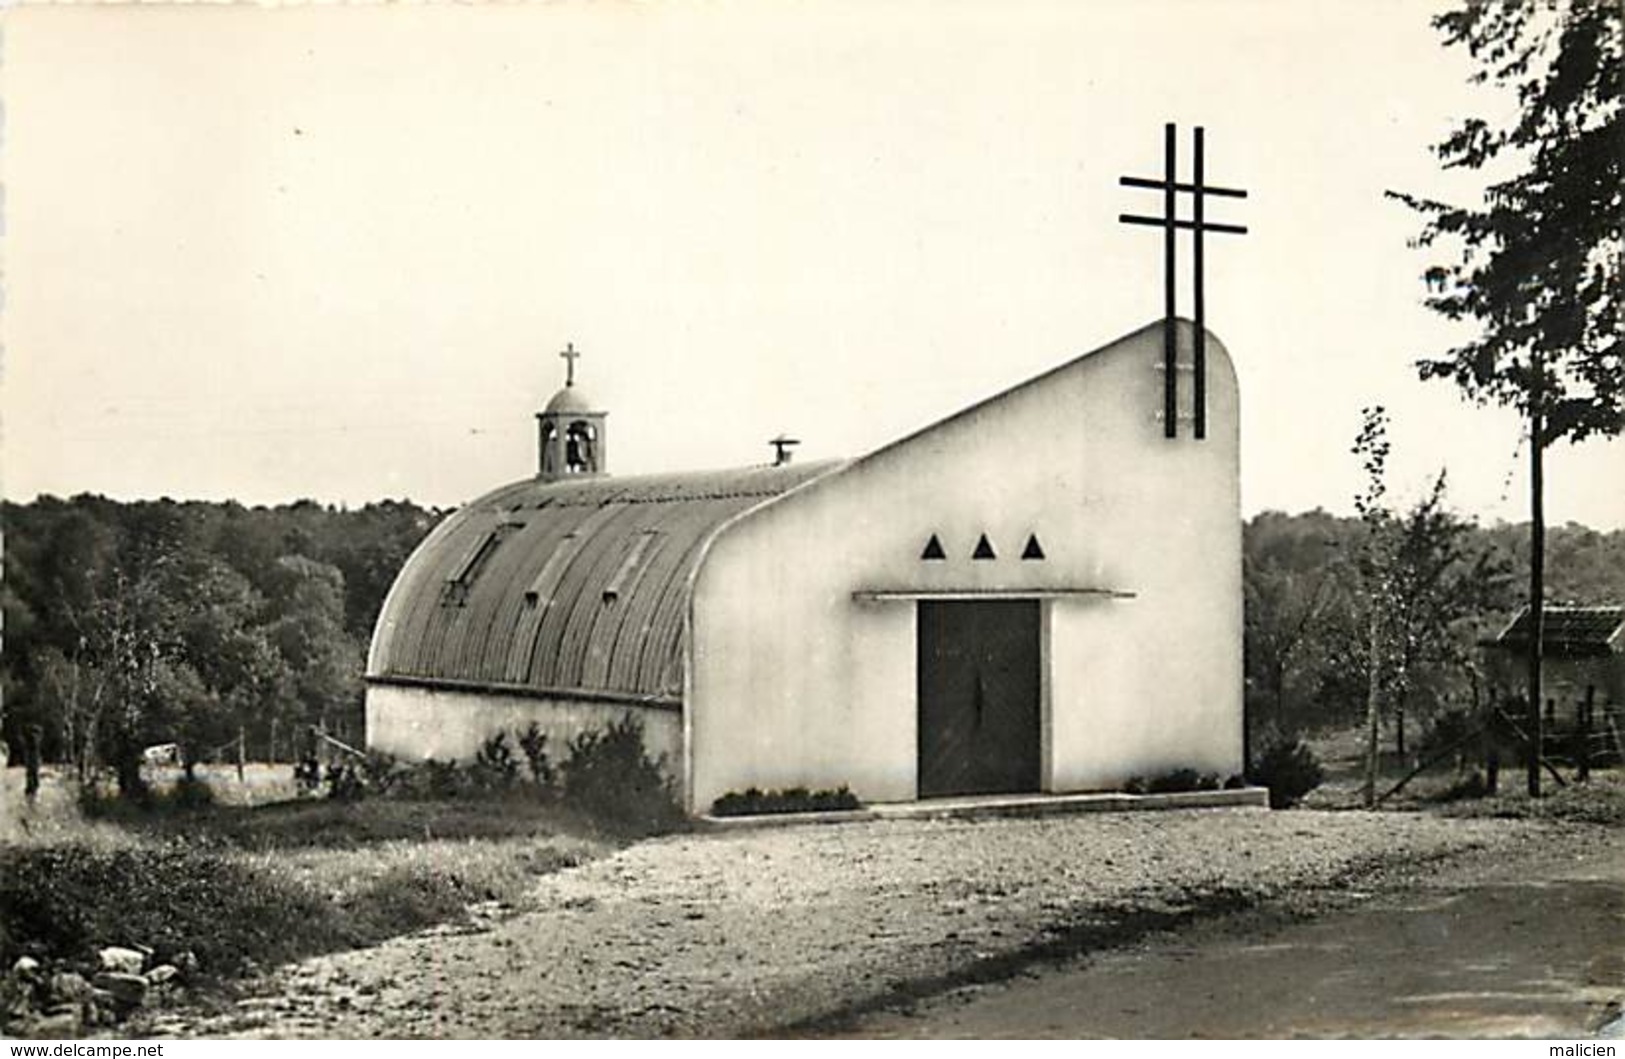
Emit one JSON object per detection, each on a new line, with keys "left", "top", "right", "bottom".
{"left": 916, "top": 600, "right": 1041, "bottom": 798}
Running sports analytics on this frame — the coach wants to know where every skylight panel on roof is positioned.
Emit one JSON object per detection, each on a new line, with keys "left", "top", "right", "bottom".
{"left": 525, "top": 531, "right": 581, "bottom": 608}
{"left": 603, "top": 531, "right": 660, "bottom": 603}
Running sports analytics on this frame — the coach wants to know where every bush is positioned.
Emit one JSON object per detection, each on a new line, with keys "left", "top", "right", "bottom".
{"left": 1137, "top": 769, "right": 1221, "bottom": 794}
{"left": 293, "top": 756, "right": 322, "bottom": 796}
{"left": 1249, "top": 739, "right": 1325, "bottom": 809}
{"left": 0, "top": 827, "right": 594, "bottom": 1020}
{"left": 274, "top": 723, "right": 675, "bottom": 818}
{"left": 420, "top": 758, "right": 468, "bottom": 800}
{"left": 360, "top": 751, "right": 407, "bottom": 797}
{"left": 710, "top": 785, "right": 862, "bottom": 817}
{"left": 559, "top": 715, "right": 683, "bottom": 834}
{"left": 167, "top": 773, "right": 217, "bottom": 810}
{"left": 1429, "top": 771, "right": 1489, "bottom": 803}
{"left": 0, "top": 844, "right": 334, "bottom": 980}
{"left": 325, "top": 761, "right": 365, "bottom": 802}
{"left": 517, "top": 724, "right": 556, "bottom": 791}
{"left": 1122, "top": 776, "right": 1147, "bottom": 795}
{"left": 471, "top": 732, "right": 520, "bottom": 793}
{"left": 78, "top": 774, "right": 215, "bottom": 819}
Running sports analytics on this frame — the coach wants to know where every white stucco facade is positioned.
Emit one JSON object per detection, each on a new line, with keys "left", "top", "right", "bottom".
{"left": 685, "top": 319, "right": 1241, "bottom": 811}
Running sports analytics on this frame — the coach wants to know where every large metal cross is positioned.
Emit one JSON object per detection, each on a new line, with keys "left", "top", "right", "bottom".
{"left": 1119, "top": 124, "right": 1248, "bottom": 439}
{"left": 560, "top": 341, "right": 581, "bottom": 387}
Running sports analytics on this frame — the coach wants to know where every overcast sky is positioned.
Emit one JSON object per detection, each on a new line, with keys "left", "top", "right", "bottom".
{"left": 4, "top": 0, "right": 1620, "bottom": 529}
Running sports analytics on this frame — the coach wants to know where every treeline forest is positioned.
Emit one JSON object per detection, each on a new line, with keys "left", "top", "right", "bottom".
{"left": 1, "top": 496, "right": 441, "bottom": 794}
{"left": 2, "top": 490, "right": 1623, "bottom": 794}
{"left": 1244, "top": 495, "right": 1624, "bottom": 753}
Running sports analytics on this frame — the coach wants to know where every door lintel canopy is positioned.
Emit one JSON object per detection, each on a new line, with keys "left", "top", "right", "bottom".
{"left": 854, "top": 588, "right": 1135, "bottom": 602}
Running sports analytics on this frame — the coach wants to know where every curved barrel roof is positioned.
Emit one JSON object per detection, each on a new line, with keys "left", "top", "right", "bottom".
{"left": 367, "top": 461, "right": 847, "bottom": 704}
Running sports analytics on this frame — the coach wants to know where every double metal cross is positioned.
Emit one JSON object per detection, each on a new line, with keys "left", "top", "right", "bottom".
{"left": 1120, "top": 124, "right": 1248, "bottom": 440}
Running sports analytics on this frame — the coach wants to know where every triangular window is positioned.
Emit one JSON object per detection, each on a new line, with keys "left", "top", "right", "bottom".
{"left": 972, "top": 534, "right": 997, "bottom": 560}
{"left": 920, "top": 534, "right": 947, "bottom": 561}
{"left": 1021, "top": 534, "right": 1046, "bottom": 560}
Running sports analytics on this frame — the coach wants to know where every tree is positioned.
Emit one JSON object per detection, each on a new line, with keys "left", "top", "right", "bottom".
{"left": 32, "top": 646, "right": 111, "bottom": 787}
{"left": 32, "top": 501, "right": 238, "bottom": 796}
{"left": 1350, "top": 410, "right": 1518, "bottom": 806}
{"left": 320, "top": 500, "right": 441, "bottom": 638}
{"left": 76, "top": 565, "right": 176, "bottom": 798}
{"left": 1388, "top": 0, "right": 1622, "bottom": 796}
{"left": 1383, "top": 472, "right": 1514, "bottom": 759}
{"left": 1243, "top": 512, "right": 1351, "bottom": 751}
{"left": 165, "top": 552, "right": 287, "bottom": 773}
{"left": 3, "top": 500, "right": 122, "bottom": 784}
{"left": 2, "top": 494, "right": 436, "bottom": 802}
{"left": 263, "top": 556, "right": 362, "bottom": 745}
{"left": 1352, "top": 408, "right": 1398, "bottom": 808}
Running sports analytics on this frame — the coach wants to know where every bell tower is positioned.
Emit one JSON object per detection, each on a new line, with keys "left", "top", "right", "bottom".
{"left": 537, "top": 342, "right": 608, "bottom": 481}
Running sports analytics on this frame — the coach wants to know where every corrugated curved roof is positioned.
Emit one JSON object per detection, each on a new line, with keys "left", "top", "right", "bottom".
{"left": 367, "top": 460, "right": 848, "bottom": 702}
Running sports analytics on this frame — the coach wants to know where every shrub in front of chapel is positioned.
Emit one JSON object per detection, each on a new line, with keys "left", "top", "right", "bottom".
{"left": 517, "top": 723, "right": 557, "bottom": 792}
{"left": 559, "top": 715, "right": 683, "bottom": 834}
{"left": 325, "top": 761, "right": 366, "bottom": 802}
{"left": 1248, "top": 738, "right": 1325, "bottom": 809}
{"left": 470, "top": 731, "right": 521, "bottom": 793}
{"left": 413, "top": 757, "right": 471, "bottom": 800}
{"left": 1145, "top": 768, "right": 1221, "bottom": 794}
{"left": 710, "top": 785, "right": 863, "bottom": 816}
{"left": 358, "top": 750, "right": 409, "bottom": 797}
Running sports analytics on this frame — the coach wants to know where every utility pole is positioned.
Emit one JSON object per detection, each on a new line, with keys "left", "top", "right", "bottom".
{"left": 1526, "top": 346, "right": 1545, "bottom": 798}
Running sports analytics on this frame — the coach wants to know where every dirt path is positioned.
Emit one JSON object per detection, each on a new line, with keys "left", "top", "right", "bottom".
{"left": 844, "top": 830, "right": 1625, "bottom": 1039}
{"left": 139, "top": 809, "right": 1596, "bottom": 1039}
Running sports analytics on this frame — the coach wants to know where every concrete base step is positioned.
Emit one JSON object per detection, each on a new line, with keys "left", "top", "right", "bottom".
{"left": 698, "top": 786, "right": 1269, "bottom": 830}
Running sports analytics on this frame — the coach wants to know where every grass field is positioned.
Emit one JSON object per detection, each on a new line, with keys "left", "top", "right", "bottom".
{"left": 0, "top": 764, "right": 622, "bottom": 1000}
{"left": 1304, "top": 724, "right": 1625, "bottom": 824}
{"left": 4, "top": 734, "right": 1618, "bottom": 1036}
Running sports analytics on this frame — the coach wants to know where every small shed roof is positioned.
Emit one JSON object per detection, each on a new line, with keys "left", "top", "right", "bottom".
{"left": 1487, "top": 605, "right": 1625, "bottom": 658}
{"left": 366, "top": 460, "right": 847, "bottom": 704}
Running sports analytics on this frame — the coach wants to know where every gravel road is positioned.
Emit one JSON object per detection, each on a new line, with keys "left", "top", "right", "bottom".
{"left": 849, "top": 827, "right": 1625, "bottom": 1038}
{"left": 144, "top": 807, "right": 1570, "bottom": 1038}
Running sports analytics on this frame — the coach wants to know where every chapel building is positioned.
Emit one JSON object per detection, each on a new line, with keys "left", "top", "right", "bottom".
{"left": 365, "top": 318, "right": 1243, "bottom": 814}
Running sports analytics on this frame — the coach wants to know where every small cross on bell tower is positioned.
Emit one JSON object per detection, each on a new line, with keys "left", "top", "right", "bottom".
{"left": 560, "top": 341, "right": 581, "bottom": 387}
{"left": 536, "top": 341, "right": 609, "bottom": 481}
